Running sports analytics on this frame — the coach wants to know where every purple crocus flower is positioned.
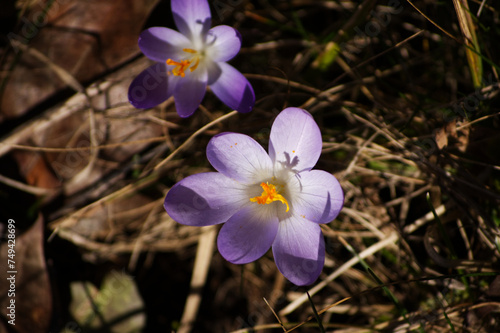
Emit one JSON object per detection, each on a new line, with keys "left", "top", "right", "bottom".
{"left": 128, "top": 0, "right": 255, "bottom": 117}
{"left": 164, "top": 108, "right": 344, "bottom": 285}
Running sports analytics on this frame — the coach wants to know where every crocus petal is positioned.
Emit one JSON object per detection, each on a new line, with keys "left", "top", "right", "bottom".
{"left": 272, "top": 216, "right": 325, "bottom": 286}
{"left": 289, "top": 170, "right": 344, "bottom": 224}
{"left": 128, "top": 62, "right": 174, "bottom": 109}
{"left": 171, "top": 0, "right": 211, "bottom": 44}
{"left": 269, "top": 108, "right": 322, "bottom": 172}
{"left": 218, "top": 205, "right": 279, "bottom": 264}
{"left": 138, "top": 27, "right": 192, "bottom": 63}
{"left": 208, "top": 62, "right": 255, "bottom": 113}
{"left": 206, "top": 25, "right": 242, "bottom": 62}
{"left": 172, "top": 68, "right": 208, "bottom": 117}
{"left": 207, "top": 132, "right": 273, "bottom": 183}
{"left": 164, "top": 172, "right": 247, "bottom": 226}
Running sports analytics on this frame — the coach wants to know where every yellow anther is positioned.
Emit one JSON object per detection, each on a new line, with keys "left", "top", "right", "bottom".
{"left": 166, "top": 49, "right": 201, "bottom": 77}
{"left": 250, "top": 182, "right": 289, "bottom": 212}
{"left": 189, "top": 57, "right": 200, "bottom": 72}
{"left": 166, "top": 59, "right": 191, "bottom": 77}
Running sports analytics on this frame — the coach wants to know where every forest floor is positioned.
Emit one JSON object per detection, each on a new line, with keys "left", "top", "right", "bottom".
{"left": 1, "top": 0, "right": 500, "bottom": 332}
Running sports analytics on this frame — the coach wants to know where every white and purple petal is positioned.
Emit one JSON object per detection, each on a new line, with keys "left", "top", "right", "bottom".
{"left": 128, "top": 62, "right": 174, "bottom": 109}
{"left": 289, "top": 170, "right": 344, "bottom": 224}
{"left": 171, "top": 0, "right": 211, "bottom": 44}
{"left": 164, "top": 172, "right": 247, "bottom": 226}
{"left": 207, "top": 132, "right": 273, "bottom": 183}
{"left": 272, "top": 216, "right": 325, "bottom": 286}
{"left": 208, "top": 62, "right": 255, "bottom": 113}
{"left": 172, "top": 67, "right": 208, "bottom": 117}
{"left": 269, "top": 108, "right": 322, "bottom": 172}
{"left": 206, "top": 25, "right": 242, "bottom": 62}
{"left": 138, "top": 27, "right": 192, "bottom": 63}
{"left": 218, "top": 205, "right": 279, "bottom": 264}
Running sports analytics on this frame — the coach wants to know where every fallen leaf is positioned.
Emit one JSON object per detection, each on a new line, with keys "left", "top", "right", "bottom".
{"left": 0, "top": 214, "right": 52, "bottom": 333}
{"left": 1, "top": 0, "right": 159, "bottom": 118}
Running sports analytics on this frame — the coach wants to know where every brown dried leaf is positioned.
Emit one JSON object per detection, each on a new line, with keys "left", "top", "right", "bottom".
{"left": 434, "top": 120, "right": 465, "bottom": 151}
{"left": 0, "top": 214, "right": 52, "bottom": 332}
{"left": 434, "top": 126, "right": 448, "bottom": 150}
{"left": 12, "top": 150, "right": 61, "bottom": 189}
{"left": 1, "top": 0, "right": 159, "bottom": 118}
{"left": 0, "top": 57, "right": 167, "bottom": 199}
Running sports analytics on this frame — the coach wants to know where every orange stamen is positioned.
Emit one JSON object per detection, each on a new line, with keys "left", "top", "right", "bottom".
{"left": 250, "top": 182, "right": 289, "bottom": 212}
{"left": 166, "top": 49, "right": 201, "bottom": 77}
{"left": 189, "top": 57, "right": 200, "bottom": 72}
{"left": 182, "top": 48, "right": 197, "bottom": 54}
{"left": 166, "top": 59, "right": 191, "bottom": 77}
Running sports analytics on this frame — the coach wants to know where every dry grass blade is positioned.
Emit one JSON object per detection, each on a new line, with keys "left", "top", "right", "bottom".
{"left": 177, "top": 226, "right": 217, "bottom": 333}
{"left": 452, "top": 0, "right": 483, "bottom": 88}
{"left": 65, "top": 108, "right": 99, "bottom": 191}
{"left": 279, "top": 233, "right": 399, "bottom": 316}
{"left": 0, "top": 80, "right": 110, "bottom": 157}
{"left": 49, "top": 110, "right": 238, "bottom": 231}
{"left": 263, "top": 297, "right": 286, "bottom": 332}
{"left": 405, "top": 0, "right": 462, "bottom": 44}
{"left": 4, "top": 136, "right": 169, "bottom": 153}
{"left": 0, "top": 172, "right": 55, "bottom": 196}
{"left": 154, "top": 110, "right": 238, "bottom": 171}
{"left": 403, "top": 204, "right": 446, "bottom": 235}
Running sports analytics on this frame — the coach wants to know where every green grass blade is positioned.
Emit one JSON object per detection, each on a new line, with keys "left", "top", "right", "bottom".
{"left": 306, "top": 291, "right": 326, "bottom": 333}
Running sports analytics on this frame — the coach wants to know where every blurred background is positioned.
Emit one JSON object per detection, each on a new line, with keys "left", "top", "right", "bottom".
{"left": 0, "top": 0, "right": 499, "bottom": 332}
